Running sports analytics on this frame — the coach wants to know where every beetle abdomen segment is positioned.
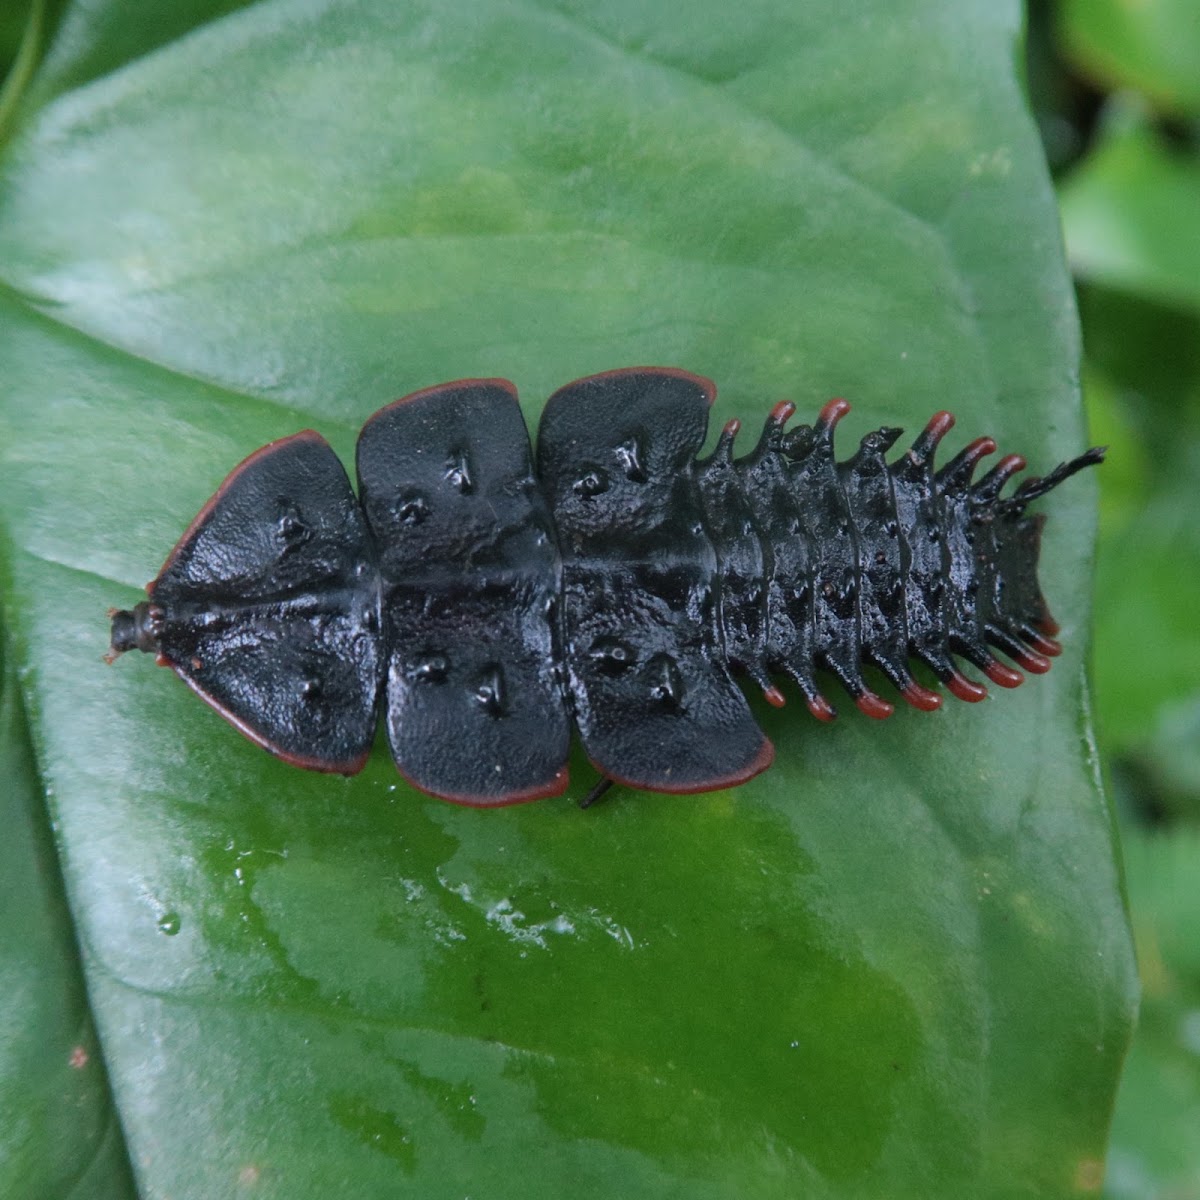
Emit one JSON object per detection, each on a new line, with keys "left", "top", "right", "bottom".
{"left": 707, "top": 399, "right": 1101, "bottom": 718}
{"left": 694, "top": 417, "right": 772, "bottom": 695}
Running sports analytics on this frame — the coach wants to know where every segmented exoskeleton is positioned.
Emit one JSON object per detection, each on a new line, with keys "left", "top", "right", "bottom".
{"left": 108, "top": 368, "right": 1101, "bottom": 805}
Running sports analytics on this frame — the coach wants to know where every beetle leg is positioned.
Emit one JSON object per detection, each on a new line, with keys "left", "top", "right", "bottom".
{"left": 579, "top": 776, "right": 616, "bottom": 810}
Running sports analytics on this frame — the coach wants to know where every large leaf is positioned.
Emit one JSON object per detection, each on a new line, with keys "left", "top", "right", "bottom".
{"left": 0, "top": 621, "right": 136, "bottom": 1197}
{"left": 0, "top": 2, "right": 1136, "bottom": 1196}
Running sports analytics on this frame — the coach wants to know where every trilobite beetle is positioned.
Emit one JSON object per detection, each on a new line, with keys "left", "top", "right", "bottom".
{"left": 108, "top": 368, "right": 1102, "bottom": 806}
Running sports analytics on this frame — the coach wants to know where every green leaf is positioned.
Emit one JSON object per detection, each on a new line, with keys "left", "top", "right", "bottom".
{"left": 1090, "top": 424, "right": 1200, "bottom": 765}
{"left": 1058, "top": 110, "right": 1200, "bottom": 313}
{"left": 1104, "top": 831, "right": 1200, "bottom": 1199}
{"left": 1057, "top": 0, "right": 1200, "bottom": 116}
{"left": 1078, "top": 288, "right": 1200, "bottom": 777}
{"left": 24, "top": 0, "right": 260, "bottom": 105}
{"left": 0, "top": 623, "right": 137, "bottom": 1197}
{"left": 0, "top": 0, "right": 45, "bottom": 142}
{"left": 0, "top": 2, "right": 1136, "bottom": 1196}
{"left": 0, "top": 0, "right": 36, "bottom": 81}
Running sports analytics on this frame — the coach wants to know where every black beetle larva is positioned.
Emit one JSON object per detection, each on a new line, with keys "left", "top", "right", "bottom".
{"left": 108, "top": 368, "right": 1103, "bottom": 806}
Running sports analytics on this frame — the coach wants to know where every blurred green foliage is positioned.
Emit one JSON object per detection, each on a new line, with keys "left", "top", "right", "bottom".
{"left": 1105, "top": 833, "right": 1200, "bottom": 1200}
{"left": 0, "top": 3, "right": 33, "bottom": 73}
{"left": 1034, "top": 0, "right": 1200, "bottom": 1195}
{"left": 0, "top": 0, "right": 38, "bottom": 136}
{"left": 1058, "top": 0, "right": 1200, "bottom": 116}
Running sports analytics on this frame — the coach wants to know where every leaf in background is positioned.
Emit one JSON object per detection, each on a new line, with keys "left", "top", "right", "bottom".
{"left": 1104, "top": 831, "right": 1200, "bottom": 1200}
{"left": 1044, "top": 2, "right": 1200, "bottom": 1193}
{"left": 23, "top": 0, "right": 259, "bottom": 105}
{"left": 1058, "top": 108, "right": 1200, "bottom": 313}
{"left": 0, "top": 1, "right": 1136, "bottom": 1197}
{"left": 0, "top": 624, "right": 137, "bottom": 1198}
{"left": 1078, "top": 288, "right": 1200, "bottom": 783}
{"left": 0, "top": 0, "right": 35, "bottom": 81}
{"left": 1057, "top": 0, "right": 1200, "bottom": 116}
{"left": 0, "top": 0, "right": 45, "bottom": 143}
{"left": 1090, "top": 462, "right": 1200, "bottom": 770}
{"left": 1061, "top": 109, "right": 1200, "bottom": 796}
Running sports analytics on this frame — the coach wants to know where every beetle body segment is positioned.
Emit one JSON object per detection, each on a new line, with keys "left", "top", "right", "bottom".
{"left": 538, "top": 369, "right": 772, "bottom": 793}
{"left": 356, "top": 379, "right": 570, "bottom": 805}
{"left": 109, "top": 368, "right": 1102, "bottom": 804}
{"left": 136, "top": 429, "right": 382, "bottom": 773}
